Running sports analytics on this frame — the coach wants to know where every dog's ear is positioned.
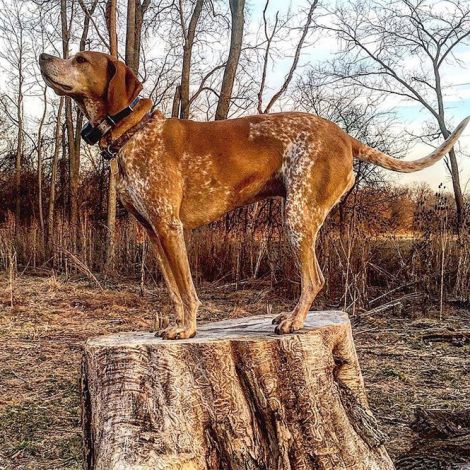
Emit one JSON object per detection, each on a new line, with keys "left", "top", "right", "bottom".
{"left": 106, "top": 58, "right": 142, "bottom": 115}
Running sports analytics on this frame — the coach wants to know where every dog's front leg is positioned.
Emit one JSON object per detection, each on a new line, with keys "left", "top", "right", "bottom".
{"left": 146, "top": 232, "right": 184, "bottom": 335}
{"left": 154, "top": 219, "right": 200, "bottom": 340}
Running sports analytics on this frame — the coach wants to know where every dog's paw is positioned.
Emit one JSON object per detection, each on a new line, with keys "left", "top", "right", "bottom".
{"left": 272, "top": 312, "right": 290, "bottom": 325}
{"left": 274, "top": 318, "right": 304, "bottom": 335}
{"left": 160, "top": 325, "right": 196, "bottom": 340}
{"left": 154, "top": 324, "right": 174, "bottom": 337}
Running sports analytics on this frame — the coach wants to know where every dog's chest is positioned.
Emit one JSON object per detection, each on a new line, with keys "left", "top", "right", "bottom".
{"left": 116, "top": 162, "right": 154, "bottom": 227}
{"left": 116, "top": 126, "right": 171, "bottom": 221}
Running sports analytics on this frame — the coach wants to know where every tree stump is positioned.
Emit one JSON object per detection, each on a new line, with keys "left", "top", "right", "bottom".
{"left": 82, "top": 311, "right": 394, "bottom": 470}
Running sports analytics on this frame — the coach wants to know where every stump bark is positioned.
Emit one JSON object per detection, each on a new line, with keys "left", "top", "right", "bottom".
{"left": 82, "top": 311, "right": 394, "bottom": 470}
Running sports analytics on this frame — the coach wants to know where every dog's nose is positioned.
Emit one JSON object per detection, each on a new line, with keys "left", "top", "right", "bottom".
{"left": 39, "top": 53, "right": 54, "bottom": 62}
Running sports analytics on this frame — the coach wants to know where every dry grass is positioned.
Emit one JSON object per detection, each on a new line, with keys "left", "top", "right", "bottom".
{"left": 0, "top": 274, "right": 469, "bottom": 469}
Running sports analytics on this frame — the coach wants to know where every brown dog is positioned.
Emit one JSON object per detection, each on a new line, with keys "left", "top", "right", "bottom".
{"left": 39, "top": 51, "right": 469, "bottom": 339}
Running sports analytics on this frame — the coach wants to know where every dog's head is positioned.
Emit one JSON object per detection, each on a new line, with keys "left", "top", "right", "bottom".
{"left": 38, "top": 51, "right": 142, "bottom": 121}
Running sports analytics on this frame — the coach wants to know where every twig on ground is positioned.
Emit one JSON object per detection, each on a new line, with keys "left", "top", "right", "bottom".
{"left": 57, "top": 247, "right": 103, "bottom": 291}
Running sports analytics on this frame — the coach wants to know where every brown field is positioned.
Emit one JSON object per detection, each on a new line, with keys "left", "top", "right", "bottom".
{"left": 0, "top": 274, "right": 469, "bottom": 469}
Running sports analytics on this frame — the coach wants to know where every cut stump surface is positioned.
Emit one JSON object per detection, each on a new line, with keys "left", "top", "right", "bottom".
{"left": 82, "top": 311, "right": 395, "bottom": 470}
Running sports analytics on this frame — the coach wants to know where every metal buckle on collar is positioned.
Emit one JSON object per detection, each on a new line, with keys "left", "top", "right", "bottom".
{"left": 100, "top": 145, "right": 117, "bottom": 161}
{"left": 98, "top": 119, "right": 113, "bottom": 135}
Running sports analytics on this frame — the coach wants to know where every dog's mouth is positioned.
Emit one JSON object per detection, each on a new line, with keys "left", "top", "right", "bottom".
{"left": 42, "top": 72, "right": 73, "bottom": 92}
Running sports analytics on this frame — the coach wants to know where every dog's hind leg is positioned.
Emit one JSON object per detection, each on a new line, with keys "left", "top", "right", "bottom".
{"left": 273, "top": 155, "right": 355, "bottom": 334}
{"left": 273, "top": 202, "right": 326, "bottom": 334}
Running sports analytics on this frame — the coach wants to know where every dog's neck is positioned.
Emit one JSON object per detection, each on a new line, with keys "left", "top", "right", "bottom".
{"left": 81, "top": 97, "right": 107, "bottom": 125}
{"left": 106, "top": 98, "right": 154, "bottom": 144}
{"left": 80, "top": 96, "right": 155, "bottom": 147}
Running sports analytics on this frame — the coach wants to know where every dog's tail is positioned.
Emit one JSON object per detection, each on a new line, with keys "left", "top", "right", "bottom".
{"left": 350, "top": 116, "right": 470, "bottom": 173}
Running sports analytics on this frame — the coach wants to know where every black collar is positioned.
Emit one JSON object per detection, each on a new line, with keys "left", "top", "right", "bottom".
{"left": 100, "top": 112, "right": 153, "bottom": 160}
{"left": 80, "top": 96, "right": 141, "bottom": 146}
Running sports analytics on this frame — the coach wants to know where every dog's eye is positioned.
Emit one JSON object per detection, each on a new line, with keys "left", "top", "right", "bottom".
{"left": 76, "top": 56, "right": 87, "bottom": 64}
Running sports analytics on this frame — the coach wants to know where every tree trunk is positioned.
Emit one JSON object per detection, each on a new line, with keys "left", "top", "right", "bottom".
{"left": 215, "top": 0, "right": 245, "bottom": 120}
{"left": 134, "top": 0, "right": 150, "bottom": 73}
{"left": 14, "top": 22, "right": 25, "bottom": 225}
{"left": 37, "top": 87, "right": 48, "bottom": 238}
{"left": 104, "top": 0, "right": 119, "bottom": 274}
{"left": 74, "top": 0, "right": 98, "bottom": 251}
{"left": 179, "top": 0, "right": 204, "bottom": 119}
{"left": 15, "top": 73, "right": 24, "bottom": 224}
{"left": 105, "top": 0, "right": 148, "bottom": 273}
{"left": 65, "top": 100, "right": 78, "bottom": 232}
{"left": 434, "top": 64, "right": 465, "bottom": 230}
{"left": 447, "top": 148, "right": 464, "bottom": 229}
{"left": 125, "top": 0, "right": 136, "bottom": 72}
{"left": 82, "top": 311, "right": 394, "bottom": 470}
{"left": 104, "top": 160, "right": 118, "bottom": 273}
{"left": 171, "top": 85, "right": 181, "bottom": 118}
{"left": 61, "top": 0, "right": 79, "bottom": 240}
{"left": 106, "top": 0, "right": 118, "bottom": 56}
{"left": 47, "top": 98, "right": 64, "bottom": 256}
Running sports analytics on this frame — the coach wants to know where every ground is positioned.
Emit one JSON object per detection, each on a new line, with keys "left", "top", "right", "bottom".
{"left": 0, "top": 274, "right": 469, "bottom": 469}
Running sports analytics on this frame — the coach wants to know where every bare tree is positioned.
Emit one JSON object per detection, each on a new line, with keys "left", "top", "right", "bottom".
{"left": 47, "top": 98, "right": 65, "bottom": 254}
{"left": 258, "top": 0, "right": 319, "bottom": 114}
{"left": 319, "top": 0, "right": 470, "bottom": 228}
{"left": 75, "top": 0, "right": 99, "bottom": 169}
{"left": 215, "top": 0, "right": 245, "bottom": 120}
{"left": 125, "top": 0, "right": 150, "bottom": 75}
{"left": 104, "top": 0, "right": 119, "bottom": 273}
{"left": 0, "top": 2, "right": 31, "bottom": 223}
{"left": 36, "top": 86, "right": 48, "bottom": 236}
{"left": 173, "top": 0, "right": 205, "bottom": 119}
{"left": 14, "top": 40, "right": 25, "bottom": 223}
{"left": 60, "top": 0, "right": 80, "bottom": 237}
{"left": 134, "top": 0, "right": 151, "bottom": 73}
{"left": 256, "top": 0, "right": 280, "bottom": 114}
{"left": 126, "top": 0, "right": 137, "bottom": 68}
{"left": 106, "top": 0, "right": 118, "bottom": 56}
{"left": 105, "top": 0, "right": 149, "bottom": 271}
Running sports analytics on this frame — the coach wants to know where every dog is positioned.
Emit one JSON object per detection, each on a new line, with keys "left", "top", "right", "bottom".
{"left": 39, "top": 51, "right": 469, "bottom": 340}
